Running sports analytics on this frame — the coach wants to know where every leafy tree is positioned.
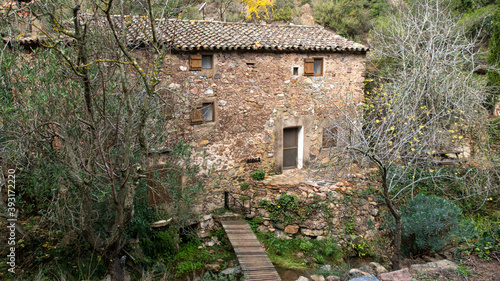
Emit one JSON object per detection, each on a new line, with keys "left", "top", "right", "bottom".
{"left": 242, "top": 0, "right": 274, "bottom": 20}
{"left": 316, "top": 0, "right": 496, "bottom": 269}
{"left": 0, "top": 0, "right": 201, "bottom": 279}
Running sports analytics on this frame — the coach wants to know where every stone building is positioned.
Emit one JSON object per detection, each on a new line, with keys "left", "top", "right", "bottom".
{"left": 134, "top": 19, "right": 369, "bottom": 203}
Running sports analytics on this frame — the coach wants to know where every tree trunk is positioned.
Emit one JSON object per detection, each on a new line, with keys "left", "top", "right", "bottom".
{"left": 381, "top": 166, "right": 402, "bottom": 270}
{"left": 107, "top": 255, "right": 125, "bottom": 281}
{"left": 392, "top": 211, "right": 402, "bottom": 270}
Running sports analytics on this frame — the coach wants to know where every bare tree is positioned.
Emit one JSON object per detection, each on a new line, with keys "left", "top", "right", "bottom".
{"left": 0, "top": 0, "right": 198, "bottom": 279}
{"left": 316, "top": 0, "right": 497, "bottom": 269}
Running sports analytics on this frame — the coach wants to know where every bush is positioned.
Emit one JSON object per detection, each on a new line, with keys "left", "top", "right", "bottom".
{"left": 313, "top": 0, "right": 384, "bottom": 40}
{"left": 252, "top": 170, "right": 265, "bottom": 181}
{"left": 401, "top": 194, "right": 472, "bottom": 256}
{"left": 240, "top": 182, "right": 250, "bottom": 191}
{"left": 461, "top": 216, "right": 500, "bottom": 261}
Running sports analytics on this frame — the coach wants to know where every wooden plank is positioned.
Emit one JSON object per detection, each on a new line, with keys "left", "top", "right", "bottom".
{"left": 221, "top": 220, "right": 281, "bottom": 281}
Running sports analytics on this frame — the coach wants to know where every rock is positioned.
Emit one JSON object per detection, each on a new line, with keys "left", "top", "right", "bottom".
{"left": 326, "top": 276, "right": 341, "bottom": 281}
{"left": 311, "top": 275, "right": 325, "bottom": 281}
{"left": 275, "top": 230, "right": 291, "bottom": 240}
{"left": 300, "top": 228, "right": 324, "bottom": 237}
{"left": 204, "top": 89, "right": 214, "bottom": 95}
{"left": 378, "top": 268, "right": 411, "bottom": 281}
{"left": 221, "top": 266, "right": 241, "bottom": 275}
{"left": 151, "top": 218, "right": 172, "bottom": 228}
{"left": 370, "top": 209, "right": 379, "bottom": 216}
{"left": 349, "top": 275, "right": 379, "bottom": 281}
{"left": 273, "top": 222, "right": 284, "bottom": 230}
{"left": 348, "top": 268, "right": 370, "bottom": 278}
{"left": 257, "top": 225, "right": 269, "bottom": 233}
{"left": 285, "top": 224, "right": 300, "bottom": 234}
{"left": 410, "top": 260, "right": 458, "bottom": 276}
{"left": 369, "top": 262, "right": 388, "bottom": 275}
{"left": 319, "top": 264, "right": 332, "bottom": 272}
{"left": 168, "top": 83, "right": 181, "bottom": 89}
{"left": 296, "top": 276, "right": 309, "bottom": 281}
{"left": 180, "top": 66, "right": 187, "bottom": 71}
{"left": 199, "top": 140, "right": 209, "bottom": 146}
{"left": 218, "top": 100, "right": 227, "bottom": 106}
{"left": 359, "top": 265, "right": 374, "bottom": 274}
{"left": 249, "top": 79, "right": 255, "bottom": 83}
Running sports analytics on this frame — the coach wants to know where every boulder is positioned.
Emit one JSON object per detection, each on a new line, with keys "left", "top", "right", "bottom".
{"left": 221, "top": 266, "right": 241, "bottom": 275}
{"left": 348, "top": 268, "right": 371, "bottom": 279}
{"left": 410, "top": 259, "right": 458, "bottom": 276}
{"left": 378, "top": 268, "right": 411, "bottom": 281}
{"left": 296, "top": 277, "right": 309, "bottom": 281}
{"left": 311, "top": 275, "right": 326, "bottom": 281}
{"left": 359, "top": 265, "right": 374, "bottom": 274}
{"left": 369, "top": 262, "right": 388, "bottom": 275}
{"left": 326, "top": 276, "right": 341, "bottom": 281}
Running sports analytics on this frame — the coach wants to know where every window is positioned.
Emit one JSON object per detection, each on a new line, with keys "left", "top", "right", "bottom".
{"left": 191, "top": 102, "right": 214, "bottom": 124}
{"left": 190, "top": 54, "right": 213, "bottom": 70}
{"left": 322, "top": 126, "right": 337, "bottom": 148}
{"left": 292, "top": 66, "right": 299, "bottom": 76}
{"left": 304, "top": 58, "right": 323, "bottom": 76}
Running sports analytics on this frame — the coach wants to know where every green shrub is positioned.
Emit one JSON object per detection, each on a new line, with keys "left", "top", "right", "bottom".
{"left": 252, "top": 170, "right": 265, "bottom": 181}
{"left": 461, "top": 216, "right": 500, "bottom": 261}
{"left": 401, "top": 194, "right": 471, "bottom": 256}
{"left": 313, "top": 0, "right": 377, "bottom": 40}
{"left": 240, "top": 182, "right": 250, "bottom": 191}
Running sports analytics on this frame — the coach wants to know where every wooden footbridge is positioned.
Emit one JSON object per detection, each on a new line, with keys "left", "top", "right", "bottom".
{"left": 221, "top": 220, "right": 282, "bottom": 281}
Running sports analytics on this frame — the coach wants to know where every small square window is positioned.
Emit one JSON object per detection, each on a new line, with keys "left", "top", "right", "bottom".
{"left": 304, "top": 58, "right": 323, "bottom": 76}
{"left": 202, "top": 55, "right": 213, "bottom": 69}
{"left": 191, "top": 102, "right": 214, "bottom": 124}
{"left": 202, "top": 102, "right": 213, "bottom": 122}
{"left": 292, "top": 66, "right": 299, "bottom": 76}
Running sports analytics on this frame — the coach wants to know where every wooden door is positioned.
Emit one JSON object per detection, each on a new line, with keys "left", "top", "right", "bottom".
{"left": 283, "top": 127, "right": 298, "bottom": 169}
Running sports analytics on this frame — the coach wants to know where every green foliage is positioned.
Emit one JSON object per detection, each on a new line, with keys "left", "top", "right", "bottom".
{"left": 252, "top": 169, "right": 265, "bottom": 181}
{"left": 400, "top": 194, "right": 472, "bottom": 256}
{"left": 488, "top": 4, "right": 500, "bottom": 110}
{"left": 17, "top": 161, "right": 66, "bottom": 216}
{"left": 240, "top": 182, "right": 250, "bottom": 191}
{"left": 255, "top": 229, "right": 343, "bottom": 268}
{"left": 260, "top": 193, "right": 304, "bottom": 224}
{"left": 180, "top": 6, "right": 203, "bottom": 20}
{"left": 314, "top": 0, "right": 387, "bottom": 40}
{"left": 271, "top": 0, "right": 294, "bottom": 22}
{"left": 460, "top": 215, "right": 500, "bottom": 260}
{"left": 488, "top": 117, "right": 500, "bottom": 145}
{"left": 172, "top": 234, "right": 236, "bottom": 277}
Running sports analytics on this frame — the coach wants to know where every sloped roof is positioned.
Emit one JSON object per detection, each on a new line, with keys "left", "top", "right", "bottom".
{"left": 120, "top": 17, "right": 369, "bottom": 52}
{"left": 8, "top": 15, "right": 368, "bottom": 52}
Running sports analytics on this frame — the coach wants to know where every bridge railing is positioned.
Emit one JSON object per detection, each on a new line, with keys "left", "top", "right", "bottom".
{"left": 224, "top": 191, "right": 251, "bottom": 215}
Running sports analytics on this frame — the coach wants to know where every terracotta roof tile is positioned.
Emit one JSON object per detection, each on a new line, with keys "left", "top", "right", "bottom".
{"left": 119, "top": 17, "right": 368, "bottom": 52}
{"left": 7, "top": 15, "right": 369, "bottom": 52}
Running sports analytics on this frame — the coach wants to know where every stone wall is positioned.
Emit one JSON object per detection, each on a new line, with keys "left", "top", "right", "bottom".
{"left": 247, "top": 176, "right": 382, "bottom": 247}
{"left": 156, "top": 50, "right": 366, "bottom": 211}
